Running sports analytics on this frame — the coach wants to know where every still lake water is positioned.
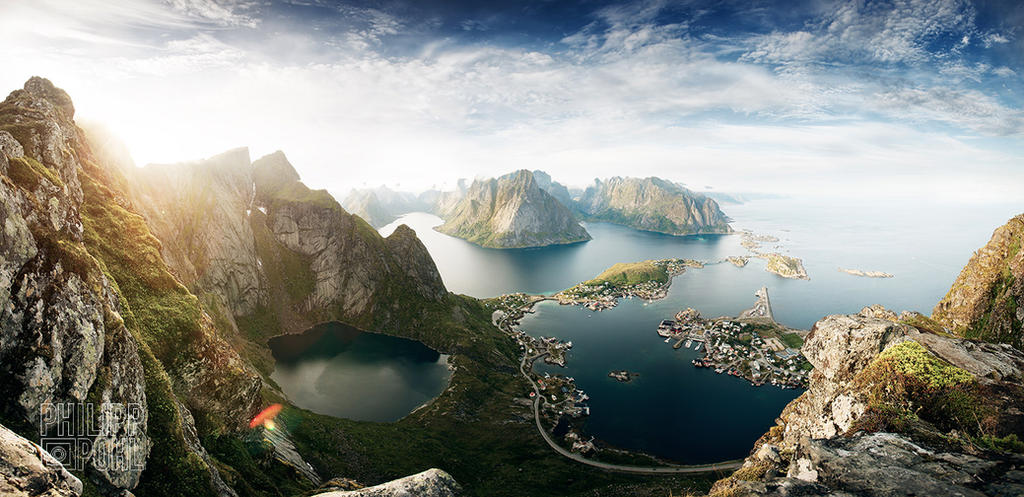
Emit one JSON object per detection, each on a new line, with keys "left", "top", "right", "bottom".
{"left": 269, "top": 322, "right": 451, "bottom": 422}
{"left": 375, "top": 197, "right": 1020, "bottom": 462}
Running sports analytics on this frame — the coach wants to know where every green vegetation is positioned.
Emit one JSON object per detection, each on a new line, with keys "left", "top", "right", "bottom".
{"left": 78, "top": 161, "right": 220, "bottom": 497}
{"left": 898, "top": 312, "right": 950, "bottom": 336}
{"left": 852, "top": 341, "right": 983, "bottom": 437}
{"left": 6, "top": 155, "right": 63, "bottom": 190}
{"left": 780, "top": 333, "right": 804, "bottom": 348}
{"left": 586, "top": 260, "right": 668, "bottom": 287}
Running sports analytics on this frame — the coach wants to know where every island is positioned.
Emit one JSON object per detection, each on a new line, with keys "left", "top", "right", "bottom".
{"left": 555, "top": 258, "right": 702, "bottom": 310}
{"left": 608, "top": 370, "right": 638, "bottom": 382}
{"left": 435, "top": 169, "right": 591, "bottom": 248}
{"left": 573, "top": 176, "right": 733, "bottom": 235}
{"left": 839, "top": 267, "right": 894, "bottom": 278}
{"left": 727, "top": 256, "right": 749, "bottom": 267}
{"left": 761, "top": 252, "right": 809, "bottom": 280}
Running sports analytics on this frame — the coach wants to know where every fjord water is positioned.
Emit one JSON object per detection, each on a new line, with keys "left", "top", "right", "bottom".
{"left": 376, "top": 197, "right": 1020, "bottom": 462}
{"left": 525, "top": 298, "right": 799, "bottom": 463}
{"left": 269, "top": 322, "right": 451, "bottom": 422}
{"left": 383, "top": 198, "right": 1021, "bottom": 329}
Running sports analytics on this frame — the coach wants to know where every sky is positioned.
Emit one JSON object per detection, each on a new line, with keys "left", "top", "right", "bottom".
{"left": 1, "top": 0, "right": 1022, "bottom": 202}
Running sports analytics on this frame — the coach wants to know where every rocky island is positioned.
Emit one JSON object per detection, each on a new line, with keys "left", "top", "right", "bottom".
{"left": 574, "top": 176, "right": 733, "bottom": 235}
{"left": 435, "top": 169, "right": 592, "bottom": 248}
{"left": 761, "top": 253, "right": 809, "bottom": 280}
{"left": 839, "top": 267, "right": 894, "bottom": 278}
{"left": 608, "top": 370, "right": 638, "bottom": 382}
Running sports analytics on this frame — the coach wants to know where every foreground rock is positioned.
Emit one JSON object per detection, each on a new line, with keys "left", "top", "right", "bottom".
{"left": 436, "top": 169, "right": 590, "bottom": 248}
{"left": 0, "top": 423, "right": 82, "bottom": 497}
{"left": 709, "top": 307, "right": 1024, "bottom": 496}
{"left": 312, "top": 469, "right": 461, "bottom": 497}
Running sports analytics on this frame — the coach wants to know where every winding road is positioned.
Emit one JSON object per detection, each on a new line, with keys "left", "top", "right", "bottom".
{"left": 503, "top": 309, "right": 744, "bottom": 475}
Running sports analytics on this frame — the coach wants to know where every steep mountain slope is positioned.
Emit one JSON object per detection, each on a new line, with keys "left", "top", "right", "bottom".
{"left": 0, "top": 77, "right": 258, "bottom": 497}
{"left": 575, "top": 177, "right": 732, "bottom": 235}
{"left": 934, "top": 214, "right": 1024, "bottom": 349}
{"left": 435, "top": 169, "right": 591, "bottom": 248}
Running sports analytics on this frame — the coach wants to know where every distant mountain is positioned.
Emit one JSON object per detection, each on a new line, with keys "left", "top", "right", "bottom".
{"left": 575, "top": 176, "right": 732, "bottom": 235}
{"left": 531, "top": 170, "right": 574, "bottom": 206}
{"left": 341, "top": 186, "right": 433, "bottom": 228}
{"left": 435, "top": 169, "right": 591, "bottom": 248}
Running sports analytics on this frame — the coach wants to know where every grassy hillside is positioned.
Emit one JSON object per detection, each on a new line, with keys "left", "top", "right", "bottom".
{"left": 586, "top": 261, "right": 669, "bottom": 287}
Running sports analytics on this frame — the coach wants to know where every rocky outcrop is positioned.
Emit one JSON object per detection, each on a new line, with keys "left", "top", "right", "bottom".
{"left": 710, "top": 307, "right": 1024, "bottom": 497}
{"left": 0, "top": 423, "right": 82, "bottom": 497}
{"left": 311, "top": 469, "right": 461, "bottom": 497}
{"left": 934, "top": 213, "right": 1024, "bottom": 349}
{"left": 574, "top": 176, "right": 732, "bottom": 235}
{"left": 435, "top": 169, "right": 590, "bottom": 248}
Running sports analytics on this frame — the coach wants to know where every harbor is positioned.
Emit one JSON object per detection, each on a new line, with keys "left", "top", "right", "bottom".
{"left": 656, "top": 288, "right": 810, "bottom": 389}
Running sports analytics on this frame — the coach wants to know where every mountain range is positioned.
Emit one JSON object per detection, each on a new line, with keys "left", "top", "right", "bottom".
{"left": 344, "top": 170, "right": 733, "bottom": 248}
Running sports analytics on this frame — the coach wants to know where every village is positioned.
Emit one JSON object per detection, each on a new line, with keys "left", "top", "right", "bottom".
{"left": 485, "top": 294, "right": 598, "bottom": 454}
{"left": 655, "top": 288, "right": 811, "bottom": 389}
{"left": 553, "top": 258, "right": 703, "bottom": 311}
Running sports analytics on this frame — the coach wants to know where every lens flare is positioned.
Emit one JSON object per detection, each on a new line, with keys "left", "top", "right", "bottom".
{"left": 249, "top": 403, "right": 283, "bottom": 430}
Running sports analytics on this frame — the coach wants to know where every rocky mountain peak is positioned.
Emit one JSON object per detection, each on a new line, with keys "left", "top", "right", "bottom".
{"left": 22, "top": 76, "right": 75, "bottom": 118}
{"left": 436, "top": 169, "right": 591, "bottom": 248}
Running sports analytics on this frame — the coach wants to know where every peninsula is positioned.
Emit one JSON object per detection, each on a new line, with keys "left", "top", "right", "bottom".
{"left": 555, "top": 258, "right": 703, "bottom": 310}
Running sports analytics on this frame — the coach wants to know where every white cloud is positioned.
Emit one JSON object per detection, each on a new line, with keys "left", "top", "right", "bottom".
{"left": 0, "top": 0, "right": 1020, "bottom": 204}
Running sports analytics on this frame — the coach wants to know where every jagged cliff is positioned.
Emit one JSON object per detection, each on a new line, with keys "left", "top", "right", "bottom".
{"left": 934, "top": 214, "right": 1024, "bottom": 349}
{"left": 0, "top": 77, "right": 258, "bottom": 496}
{"left": 575, "top": 176, "right": 732, "bottom": 235}
{"left": 435, "top": 169, "right": 591, "bottom": 248}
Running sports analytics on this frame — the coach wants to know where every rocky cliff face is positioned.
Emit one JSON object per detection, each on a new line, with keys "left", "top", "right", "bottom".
{"left": 709, "top": 306, "right": 1024, "bottom": 496}
{"left": 934, "top": 214, "right": 1024, "bottom": 349}
{"left": 117, "top": 148, "right": 267, "bottom": 318}
{"left": 251, "top": 151, "right": 448, "bottom": 329}
{"left": 575, "top": 176, "right": 732, "bottom": 235}
{"left": 0, "top": 77, "right": 258, "bottom": 497}
{"left": 435, "top": 169, "right": 591, "bottom": 248}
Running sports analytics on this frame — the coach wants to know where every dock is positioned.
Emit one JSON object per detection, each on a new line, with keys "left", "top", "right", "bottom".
{"left": 673, "top": 338, "right": 685, "bottom": 349}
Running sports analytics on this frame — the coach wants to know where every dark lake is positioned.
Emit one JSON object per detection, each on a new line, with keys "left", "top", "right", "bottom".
{"left": 269, "top": 322, "right": 452, "bottom": 422}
